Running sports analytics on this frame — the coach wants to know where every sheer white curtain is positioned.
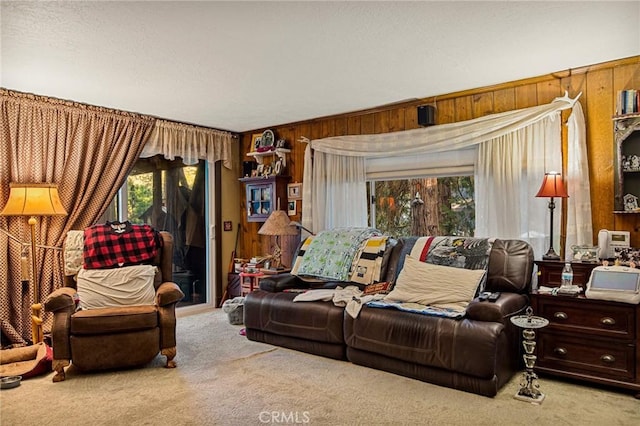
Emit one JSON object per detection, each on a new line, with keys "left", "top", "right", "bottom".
{"left": 302, "top": 95, "right": 591, "bottom": 255}
{"left": 310, "top": 151, "right": 367, "bottom": 230}
{"left": 565, "top": 101, "right": 593, "bottom": 250}
{"left": 141, "top": 119, "right": 235, "bottom": 169}
{"left": 475, "top": 115, "right": 562, "bottom": 259}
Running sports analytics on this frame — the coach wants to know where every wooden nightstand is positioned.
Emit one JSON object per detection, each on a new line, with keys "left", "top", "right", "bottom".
{"left": 530, "top": 292, "right": 640, "bottom": 398}
{"left": 534, "top": 260, "right": 599, "bottom": 288}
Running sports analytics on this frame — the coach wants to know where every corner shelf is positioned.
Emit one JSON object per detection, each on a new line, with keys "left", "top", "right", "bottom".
{"left": 246, "top": 148, "right": 291, "bottom": 166}
{"left": 614, "top": 115, "right": 640, "bottom": 212}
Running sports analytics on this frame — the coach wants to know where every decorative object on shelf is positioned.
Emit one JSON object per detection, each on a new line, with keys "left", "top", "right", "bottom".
{"left": 275, "top": 139, "right": 288, "bottom": 149}
{"left": 258, "top": 129, "right": 275, "bottom": 152}
{"left": 256, "top": 164, "right": 264, "bottom": 176}
{"left": 510, "top": 306, "right": 549, "bottom": 404}
{"left": 569, "top": 245, "right": 599, "bottom": 262}
{"left": 287, "top": 200, "right": 296, "bottom": 216}
{"left": 616, "top": 89, "right": 639, "bottom": 116}
{"left": 0, "top": 183, "right": 68, "bottom": 343}
{"left": 251, "top": 133, "right": 262, "bottom": 151}
{"left": 287, "top": 182, "right": 302, "bottom": 200}
{"left": 622, "top": 154, "right": 640, "bottom": 171}
{"left": 273, "top": 159, "right": 283, "bottom": 176}
{"left": 535, "top": 172, "right": 569, "bottom": 260}
{"left": 258, "top": 210, "right": 298, "bottom": 269}
{"left": 262, "top": 164, "right": 272, "bottom": 177}
{"left": 624, "top": 193, "right": 639, "bottom": 212}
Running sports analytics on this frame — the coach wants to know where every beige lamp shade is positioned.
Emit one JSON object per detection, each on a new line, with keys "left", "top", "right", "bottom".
{"left": 0, "top": 183, "right": 67, "bottom": 217}
{"left": 258, "top": 210, "right": 298, "bottom": 236}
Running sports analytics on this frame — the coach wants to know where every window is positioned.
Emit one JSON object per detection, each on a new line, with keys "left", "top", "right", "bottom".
{"left": 98, "top": 155, "right": 207, "bottom": 307}
{"left": 369, "top": 176, "right": 474, "bottom": 238}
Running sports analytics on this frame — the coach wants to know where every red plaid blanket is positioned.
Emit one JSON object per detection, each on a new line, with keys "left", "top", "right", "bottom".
{"left": 83, "top": 221, "right": 162, "bottom": 269}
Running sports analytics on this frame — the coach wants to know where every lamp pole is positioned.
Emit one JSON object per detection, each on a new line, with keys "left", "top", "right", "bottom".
{"left": 542, "top": 197, "right": 560, "bottom": 260}
{"left": 28, "top": 216, "right": 44, "bottom": 343}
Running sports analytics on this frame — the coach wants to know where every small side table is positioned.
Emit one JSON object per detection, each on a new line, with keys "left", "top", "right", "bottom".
{"left": 510, "top": 306, "right": 549, "bottom": 404}
{"left": 239, "top": 272, "right": 265, "bottom": 296}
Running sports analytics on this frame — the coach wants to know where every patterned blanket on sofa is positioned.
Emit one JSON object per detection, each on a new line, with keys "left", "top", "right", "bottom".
{"left": 292, "top": 227, "right": 383, "bottom": 282}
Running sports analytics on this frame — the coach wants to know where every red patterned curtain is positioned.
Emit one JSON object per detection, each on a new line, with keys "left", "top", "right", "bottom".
{"left": 0, "top": 89, "right": 155, "bottom": 345}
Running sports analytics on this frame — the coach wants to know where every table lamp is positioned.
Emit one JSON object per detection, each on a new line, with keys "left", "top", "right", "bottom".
{"left": 258, "top": 210, "right": 298, "bottom": 269}
{"left": 535, "top": 172, "right": 568, "bottom": 260}
{"left": 0, "top": 183, "right": 67, "bottom": 343}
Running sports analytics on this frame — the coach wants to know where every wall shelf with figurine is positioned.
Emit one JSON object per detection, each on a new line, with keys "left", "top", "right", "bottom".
{"left": 246, "top": 148, "right": 291, "bottom": 166}
{"left": 613, "top": 105, "right": 640, "bottom": 213}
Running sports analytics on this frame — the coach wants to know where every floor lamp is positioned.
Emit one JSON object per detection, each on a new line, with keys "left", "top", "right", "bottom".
{"left": 258, "top": 210, "right": 299, "bottom": 269}
{"left": 535, "top": 172, "right": 568, "bottom": 260}
{"left": 0, "top": 183, "right": 67, "bottom": 343}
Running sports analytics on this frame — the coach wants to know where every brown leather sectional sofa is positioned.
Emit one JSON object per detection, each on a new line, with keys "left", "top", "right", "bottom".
{"left": 244, "top": 237, "right": 534, "bottom": 397}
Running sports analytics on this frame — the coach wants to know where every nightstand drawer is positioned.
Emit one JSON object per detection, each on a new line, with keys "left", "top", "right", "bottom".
{"left": 536, "top": 297, "right": 634, "bottom": 338}
{"left": 537, "top": 332, "right": 635, "bottom": 381}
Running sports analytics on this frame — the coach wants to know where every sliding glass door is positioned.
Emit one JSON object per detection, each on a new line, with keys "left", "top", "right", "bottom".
{"left": 99, "top": 155, "right": 209, "bottom": 307}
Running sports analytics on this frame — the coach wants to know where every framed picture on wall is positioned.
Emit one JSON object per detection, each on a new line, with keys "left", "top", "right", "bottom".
{"left": 288, "top": 183, "right": 302, "bottom": 200}
{"left": 288, "top": 200, "right": 296, "bottom": 216}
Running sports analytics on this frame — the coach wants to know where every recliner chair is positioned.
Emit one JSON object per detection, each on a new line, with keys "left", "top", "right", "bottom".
{"left": 44, "top": 231, "right": 184, "bottom": 382}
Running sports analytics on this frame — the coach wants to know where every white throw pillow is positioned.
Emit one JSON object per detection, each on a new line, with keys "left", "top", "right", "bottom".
{"left": 76, "top": 264, "right": 158, "bottom": 310}
{"left": 385, "top": 255, "right": 486, "bottom": 311}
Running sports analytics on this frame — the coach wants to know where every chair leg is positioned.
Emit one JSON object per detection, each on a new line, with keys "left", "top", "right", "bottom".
{"left": 52, "top": 359, "right": 70, "bottom": 382}
{"left": 161, "top": 347, "right": 177, "bottom": 368}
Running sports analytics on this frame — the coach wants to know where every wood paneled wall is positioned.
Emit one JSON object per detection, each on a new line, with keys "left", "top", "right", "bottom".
{"left": 237, "top": 56, "right": 640, "bottom": 259}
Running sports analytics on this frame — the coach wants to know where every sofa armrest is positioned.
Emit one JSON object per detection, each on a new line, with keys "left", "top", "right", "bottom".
{"left": 44, "top": 287, "right": 76, "bottom": 313}
{"left": 465, "top": 293, "right": 528, "bottom": 322}
{"left": 156, "top": 282, "right": 185, "bottom": 306}
{"left": 259, "top": 273, "right": 311, "bottom": 292}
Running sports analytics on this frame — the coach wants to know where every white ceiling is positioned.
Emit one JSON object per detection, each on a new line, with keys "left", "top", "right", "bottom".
{"left": 2, "top": 1, "right": 639, "bottom": 133}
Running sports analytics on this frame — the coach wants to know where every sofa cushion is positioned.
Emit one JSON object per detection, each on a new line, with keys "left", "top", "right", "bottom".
{"left": 384, "top": 255, "right": 485, "bottom": 312}
{"left": 344, "top": 306, "right": 505, "bottom": 379}
{"left": 71, "top": 305, "right": 158, "bottom": 334}
{"left": 244, "top": 291, "right": 345, "bottom": 344}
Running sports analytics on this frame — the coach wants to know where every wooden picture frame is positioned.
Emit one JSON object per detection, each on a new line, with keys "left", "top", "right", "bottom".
{"left": 288, "top": 200, "right": 296, "bottom": 216}
{"left": 251, "top": 133, "right": 262, "bottom": 151}
{"left": 287, "top": 183, "right": 302, "bottom": 200}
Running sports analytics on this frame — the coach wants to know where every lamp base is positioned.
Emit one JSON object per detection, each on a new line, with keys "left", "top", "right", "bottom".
{"left": 542, "top": 247, "right": 560, "bottom": 261}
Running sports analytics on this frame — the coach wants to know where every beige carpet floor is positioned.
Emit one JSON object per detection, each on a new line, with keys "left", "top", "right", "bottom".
{"left": 1, "top": 309, "right": 638, "bottom": 426}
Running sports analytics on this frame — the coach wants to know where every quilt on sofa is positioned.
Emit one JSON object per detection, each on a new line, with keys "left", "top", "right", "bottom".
{"left": 292, "top": 227, "right": 385, "bottom": 283}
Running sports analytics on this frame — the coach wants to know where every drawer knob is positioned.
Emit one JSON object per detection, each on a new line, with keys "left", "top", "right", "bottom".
{"left": 600, "top": 354, "right": 616, "bottom": 364}
{"left": 553, "top": 347, "right": 567, "bottom": 356}
{"left": 554, "top": 311, "right": 568, "bottom": 320}
{"left": 600, "top": 317, "right": 616, "bottom": 326}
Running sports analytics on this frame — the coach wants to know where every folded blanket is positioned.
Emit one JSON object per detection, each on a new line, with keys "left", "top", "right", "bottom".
{"left": 293, "top": 286, "right": 385, "bottom": 318}
{"left": 366, "top": 300, "right": 466, "bottom": 319}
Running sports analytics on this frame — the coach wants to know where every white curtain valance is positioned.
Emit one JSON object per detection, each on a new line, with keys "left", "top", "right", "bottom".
{"left": 309, "top": 96, "right": 578, "bottom": 157}
{"left": 141, "top": 119, "right": 234, "bottom": 168}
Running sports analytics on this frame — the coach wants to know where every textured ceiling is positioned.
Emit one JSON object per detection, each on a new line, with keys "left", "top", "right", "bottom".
{"left": 2, "top": 1, "right": 639, "bottom": 133}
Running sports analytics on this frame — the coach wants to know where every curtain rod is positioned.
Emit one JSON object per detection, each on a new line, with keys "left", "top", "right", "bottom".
{"left": 1, "top": 87, "right": 238, "bottom": 138}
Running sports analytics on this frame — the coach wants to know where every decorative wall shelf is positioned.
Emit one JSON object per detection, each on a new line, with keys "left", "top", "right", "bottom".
{"left": 246, "top": 148, "right": 291, "bottom": 166}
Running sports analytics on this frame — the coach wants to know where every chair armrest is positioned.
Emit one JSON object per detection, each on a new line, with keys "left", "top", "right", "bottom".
{"left": 156, "top": 282, "right": 185, "bottom": 306}
{"left": 44, "top": 287, "right": 76, "bottom": 313}
{"left": 259, "top": 273, "right": 310, "bottom": 292}
{"left": 465, "top": 293, "right": 528, "bottom": 323}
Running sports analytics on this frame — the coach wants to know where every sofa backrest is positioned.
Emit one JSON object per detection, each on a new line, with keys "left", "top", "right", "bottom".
{"left": 394, "top": 237, "right": 534, "bottom": 294}
{"left": 485, "top": 239, "right": 534, "bottom": 293}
